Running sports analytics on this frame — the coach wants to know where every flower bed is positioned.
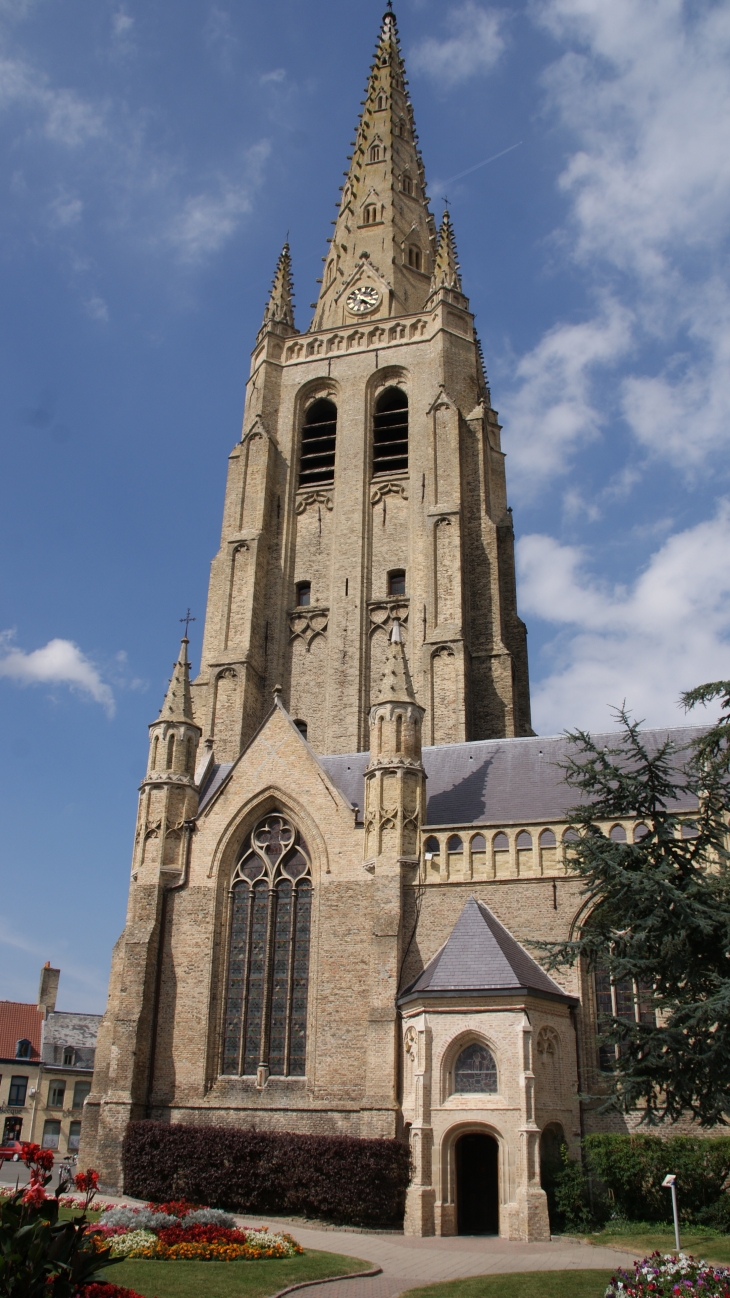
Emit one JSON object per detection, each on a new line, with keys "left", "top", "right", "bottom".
{"left": 606, "top": 1251, "right": 730, "bottom": 1296}
{"left": 90, "top": 1199, "right": 303, "bottom": 1262}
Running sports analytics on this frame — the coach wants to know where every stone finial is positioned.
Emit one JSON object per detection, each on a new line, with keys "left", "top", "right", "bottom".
{"left": 158, "top": 636, "right": 195, "bottom": 723}
{"left": 429, "top": 208, "right": 462, "bottom": 294}
{"left": 261, "top": 242, "right": 295, "bottom": 331}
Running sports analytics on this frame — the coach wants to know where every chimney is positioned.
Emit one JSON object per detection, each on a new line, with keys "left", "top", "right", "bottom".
{"left": 37, "top": 962, "right": 60, "bottom": 1018}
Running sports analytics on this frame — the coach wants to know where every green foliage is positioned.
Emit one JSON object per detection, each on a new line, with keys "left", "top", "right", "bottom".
{"left": 552, "top": 1145, "right": 595, "bottom": 1233}
{"left": 0, "top": 1189, "right": 119, "bottom": 1297}
{"left": 584, "top": 1134, "right": 730, "bottom": 1224}
{"left": 537, "top": 694, "right": 730, "bottom": 1126}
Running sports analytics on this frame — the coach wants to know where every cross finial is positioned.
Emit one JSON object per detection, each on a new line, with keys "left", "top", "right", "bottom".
{"left": 180, "top": 608, "right": 196, "bottom": 637}
{"left": 443, "top": 195, "right": 450, "bottom": 210}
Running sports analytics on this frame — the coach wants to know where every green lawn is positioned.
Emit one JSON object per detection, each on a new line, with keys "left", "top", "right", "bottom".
{"left": 109, "top": 1249, "right": 371, "bottom": 1298}
{"left": 585, "top": 1224, "right": 730, "bottom": 1266}
{"left": 402, "top": 1273, "right": 614, "bottom": 1298}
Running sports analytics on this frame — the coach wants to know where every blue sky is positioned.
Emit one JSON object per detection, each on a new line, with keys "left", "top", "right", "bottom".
{"left": 1, "top": 0, "right": 729, "bottom": 1010}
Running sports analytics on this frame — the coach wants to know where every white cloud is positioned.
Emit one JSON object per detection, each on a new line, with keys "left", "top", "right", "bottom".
{"left": 112, "top": 8, "right": 134, "bottom": 39}
{"left": 0, "top": 51, "right": 105, "bottom": 145}
{"left": 84, "top": 294, "right": 109, "bottom": 321}
{"left": 500, "top": 0, "right": 730, "bottom": 486}
{"left": 165, "top": 141, "right": 270, "bottom": 261}
{"left": 517, "top": 503, "right": 730, "bottom": 734}
{"left": 410, "top": 2, "right": 505, "bottom": 87}
{"left": 0, "top": 631, "right": 115, "bottom": 715}
{"left": 48, "top": 189, "right": 82, "bottom": 227}
{"left": 260, "top": 68, "right": 285, "bottom": 85}
{"left": 503, "top": 298, "right": 632, "bottom": 495}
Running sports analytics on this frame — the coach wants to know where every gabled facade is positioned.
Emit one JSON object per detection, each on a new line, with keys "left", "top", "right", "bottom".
{"left": 81, "top": 7, "right": 702, "bottom": 1239}
{"left": 0, "top": 965, "right": 101, "bottom": 1156}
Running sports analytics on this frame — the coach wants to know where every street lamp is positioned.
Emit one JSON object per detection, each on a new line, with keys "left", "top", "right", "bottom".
{"left": 662, "top": 1174, "right": 681, "bottom": 1252}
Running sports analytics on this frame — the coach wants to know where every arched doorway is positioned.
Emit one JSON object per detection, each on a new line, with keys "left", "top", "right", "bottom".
{"left": 456, "top": 1132, "right": 499, "bottom": 1235}
{"left": 539, "top": 1123, "right": 565, "bottom": 1232}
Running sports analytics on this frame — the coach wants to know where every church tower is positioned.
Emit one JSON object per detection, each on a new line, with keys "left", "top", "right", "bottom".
{"left": 193, "top": 3, "right": 532, "bottom": 760}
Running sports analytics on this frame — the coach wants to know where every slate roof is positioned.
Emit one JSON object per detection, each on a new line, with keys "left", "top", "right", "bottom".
{"left": 398, "top": 896, "right": 574, "bottom": 1004}
{"left": 197, "top": 726, "right": 703, "bottom": 824}
{"left": 320, "top": 726, "right": 703, "bottom": 826}
{"left": 0, "top": 1001, "right": 43, "bottom": 1061}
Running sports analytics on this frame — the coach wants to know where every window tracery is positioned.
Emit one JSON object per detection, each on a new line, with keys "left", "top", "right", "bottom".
{"left": 453, "top": 1041, "right": 497, "bottom": 1094}
{"left": 222, "top": 814, "right": 312, "bottom": 1079}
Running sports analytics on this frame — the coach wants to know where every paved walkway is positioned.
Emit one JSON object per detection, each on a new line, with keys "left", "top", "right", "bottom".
{"left": 234, "top": 1213, "right": 632, "bottom": 1297}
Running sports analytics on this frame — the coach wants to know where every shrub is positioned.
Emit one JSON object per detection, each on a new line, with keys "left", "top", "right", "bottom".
{"left": 184, "top": 1208, "right": 236, "bottom": 1228}
{"left": 697, "top": 1195, "right": 730, "bottom": 1233}
{"left": 123, "top": 1120, "right": 411, "bottom": 1229}
{"left": 101, "top": 1206, "right": 178, "bottom": 1230}
{"left": 551, "top": 1145, "right": 596, "bottom": 1233}
{"left": 584, "top": 1134, "right": 730, "bottom": 1224}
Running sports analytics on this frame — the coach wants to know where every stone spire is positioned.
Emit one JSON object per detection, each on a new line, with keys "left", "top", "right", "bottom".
{"left": 257, "top": 241, "right": 296, "bottom": 342}
{"left": 429, "top": 208, "right": 462, "bottom": 294}
{"left": 159, "top": 637, "right": 195, "bottom": 724}
{"left": 373, "top": 619, "right": 417, "bottom": 706}
{"left": 312, "top": 6, "right": 437, "bottom": 330}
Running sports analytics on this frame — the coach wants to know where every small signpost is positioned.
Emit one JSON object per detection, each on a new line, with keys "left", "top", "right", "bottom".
{"left": 662, "top": 1174, "right": 681, "bottom": 1252}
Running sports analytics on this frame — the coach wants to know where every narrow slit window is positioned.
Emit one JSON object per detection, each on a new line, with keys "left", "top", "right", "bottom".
{"left": 402, "top": 176, "right": 413, "bottom": 196}
{"left": 369, "top": 144, "right": 381, "bottom": 162}
{"left": 373, "top": 387, "right": 408, "bottom": 476}
{"left": 296, "top": 582, "right": 311, "bottom": 607}
{"left": 388, "top": 569, "right": 406, "bottom": 596}
{"left": 364, "top": 204, "right": 377, "bottom": 225}
{"left": 407, "top": 246, "right": 422, "bottom": 270}
{"left": 298, "top": 398, "right": 337, "bottom": 487}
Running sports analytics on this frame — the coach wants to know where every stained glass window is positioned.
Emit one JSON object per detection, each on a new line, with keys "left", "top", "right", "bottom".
{"left": 453, "top": 1042, "right": 498, "bottom": 1094}
{"left": 222, "top": 814, "right": 312, "bottom": 1078}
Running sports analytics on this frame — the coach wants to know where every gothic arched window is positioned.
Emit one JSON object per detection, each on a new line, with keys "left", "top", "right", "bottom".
{"left": 373, "top": 387, "right": 408, "bottom": 475}
{"left": 299, "top": 398, "right": 337, "bottom": 487}
{"left": 593, "top": 947, "right": 655, "bottom": 1072}
{"left": 453, "top": 1042, "right": 498, "bottom": 1094}
{"left": 222, "top": 814, "right": 312, "bottom": 1078}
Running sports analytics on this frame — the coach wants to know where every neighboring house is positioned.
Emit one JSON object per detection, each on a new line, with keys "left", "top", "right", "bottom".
{"left": 0, "top": 964, "right": 101, "bottom": 1156}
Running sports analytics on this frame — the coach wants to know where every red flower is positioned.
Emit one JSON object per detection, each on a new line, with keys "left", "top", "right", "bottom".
{"left": 74, "top": 1169, "right": 99, "bottom": 1194}
{"left": 21, "top": 1180, "right": 47, "bottom": 1208}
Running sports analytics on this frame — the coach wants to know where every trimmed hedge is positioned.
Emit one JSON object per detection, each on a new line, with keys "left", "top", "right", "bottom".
{"left": 122, "top": 1120, "right": 411, "bottom": 1229}
{"left": 583, "top": 1134, "right": 730, "bottom": 1224}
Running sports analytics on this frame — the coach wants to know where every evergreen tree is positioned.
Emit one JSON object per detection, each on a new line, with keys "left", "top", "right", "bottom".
{"left": 540, "top": 683, "right": 730, "bottom": 1126}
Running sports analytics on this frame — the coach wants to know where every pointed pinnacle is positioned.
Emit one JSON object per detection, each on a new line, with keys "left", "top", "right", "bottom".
{"left": 373, "top": 619, "right": 417, "bottom": 705}
{"left": 430, "top": 208, "right": 462, "bottom": 294}
{"left": 158, "top": 635, "right": 195, "bottom": 723}
{"left": 262, "top": 241, "right": 295, "bottom": 330}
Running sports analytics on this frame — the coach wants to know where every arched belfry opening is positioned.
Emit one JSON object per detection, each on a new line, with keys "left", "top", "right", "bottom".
{"left": 456, "top": 1132, "right": 499, "bottom": 1235}
{"left": 373, "top": 386, "right": 408, "bottom": 475}
{"left": 299, "top": 398, "right": 337, "bottom": 486}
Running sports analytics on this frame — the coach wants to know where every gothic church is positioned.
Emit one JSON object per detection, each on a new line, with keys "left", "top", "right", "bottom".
{"left": 81, "top": 8, "right": 696, "bottom": 1239}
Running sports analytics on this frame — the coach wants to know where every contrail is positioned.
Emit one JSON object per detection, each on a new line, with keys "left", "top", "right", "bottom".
{"left": 434, "top": 141, "right": 523, "bottom": 195}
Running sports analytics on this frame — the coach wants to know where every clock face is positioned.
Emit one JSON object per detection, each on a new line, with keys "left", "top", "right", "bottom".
{"left": 346, "top": 285, "right": 381, "bottom": 314}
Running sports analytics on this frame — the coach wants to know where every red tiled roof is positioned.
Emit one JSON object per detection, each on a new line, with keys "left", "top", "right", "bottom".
{"left": 0, "top": 1002, "right": 43, "bottom": 1060}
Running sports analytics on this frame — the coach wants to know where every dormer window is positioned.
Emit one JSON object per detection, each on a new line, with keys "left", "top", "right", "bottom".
{"left": 407, "top": 245, "right": 422, "bottom": 271}
{"left": 376, "top": 93, "right": 385, "bottom": 111}
{"left": 63, "top": 1047, "right": 75, "bottom": 1066}
{"left": 296, "top": 582, "right": 311, "bottom": 608}
{"left": 402, "top": 176, "right": 413, "bottom": 196}
{"left": 363, "top": 204, "right": 377, "bottom": 225}
{"left": 15, "top": 1039, "right": 31, "bottom": 1060}
{"left": 369, "top": 144, "right": 382, "bottom": 162}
